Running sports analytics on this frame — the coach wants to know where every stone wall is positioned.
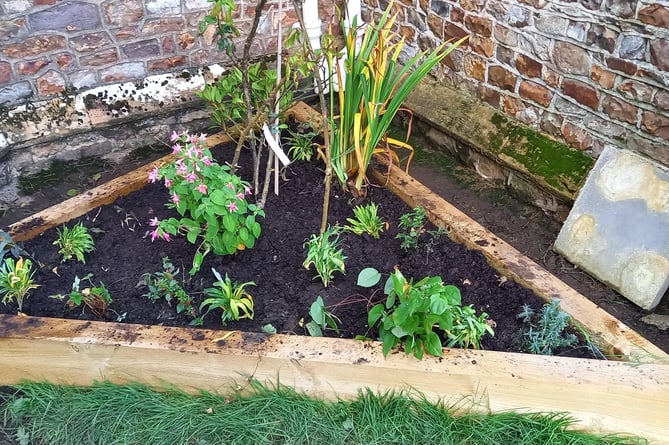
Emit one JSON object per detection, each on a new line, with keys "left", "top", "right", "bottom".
{"left": 0, "top": 0, "right": 301, "bottom": 106}
{"left": 366, "top": 0, "right": 669, "bottom": 168}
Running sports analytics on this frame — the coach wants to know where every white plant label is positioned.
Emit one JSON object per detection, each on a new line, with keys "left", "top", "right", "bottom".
{"left": 262, "top": 123, "right": 291, "bottom": 167}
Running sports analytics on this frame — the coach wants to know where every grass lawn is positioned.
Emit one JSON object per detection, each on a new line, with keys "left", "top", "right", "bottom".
{"left": 0, "top": 381, "right": 647, "bottom": 444}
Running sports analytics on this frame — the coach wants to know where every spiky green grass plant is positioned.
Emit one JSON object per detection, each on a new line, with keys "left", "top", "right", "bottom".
{"left": 0, "top": 382, "right": 647, "bottom": 445}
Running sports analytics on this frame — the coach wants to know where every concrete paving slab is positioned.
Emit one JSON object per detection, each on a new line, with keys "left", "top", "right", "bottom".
{"left": 555, "top": 147, "right": 669, "bottom": 310}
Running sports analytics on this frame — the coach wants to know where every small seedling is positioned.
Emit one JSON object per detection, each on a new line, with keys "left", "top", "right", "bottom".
{"left": 304, "top": 296, "right": 339, "bottom": 337}
{"left": 53, "top": 222, "right": 95, "bottom": 264}
{"left": 286, "top": 123, "right": 319, "bottom": 162}
{"left": 368, "top": 267, "right": 493, "bottom": 359}
{"left": 517, "top": 299, "right": 578, "bottom": 355}
{"left": 200, "top": 268, "right": 254, "bottom": 326}
{"left": 345, "top": 203, "right": 385, "bottom": 238}
{"left": 303, "top": 225, "right": 346, "bottom": 287}
{"left": 57, "top": 273, "right": 112, "bottom": 319}
{"left": 141, "top": 257, "right": 195, "bottom": 318}
{"left": 0, "top": 257, "right": 39, "bottom": 313}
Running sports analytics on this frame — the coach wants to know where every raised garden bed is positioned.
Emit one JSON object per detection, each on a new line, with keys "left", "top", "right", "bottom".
{"left": 1, "top": 103, "right": 668, "bottom": 443}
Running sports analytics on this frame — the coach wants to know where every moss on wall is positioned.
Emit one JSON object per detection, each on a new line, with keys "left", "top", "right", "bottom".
{"left": 489, "top": 113, "right": 593, "bottom": 195}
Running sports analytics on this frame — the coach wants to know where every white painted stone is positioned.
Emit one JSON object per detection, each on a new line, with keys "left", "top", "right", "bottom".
{"left": 555, "top": 147, "right": 669, "bottom": 310}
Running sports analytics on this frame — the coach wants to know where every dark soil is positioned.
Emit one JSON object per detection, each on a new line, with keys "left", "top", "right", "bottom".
{"left": 1, "top": 143, "right": 596, "bottom": 358}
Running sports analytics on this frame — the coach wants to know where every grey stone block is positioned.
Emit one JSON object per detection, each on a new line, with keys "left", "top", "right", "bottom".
{"left": 555, "top": 147, "right": 669, "bottom": 310}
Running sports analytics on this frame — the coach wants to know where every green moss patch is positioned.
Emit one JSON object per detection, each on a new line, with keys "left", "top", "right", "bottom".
{"left": 489, "top": 114, "right": 593, "bottom": 195}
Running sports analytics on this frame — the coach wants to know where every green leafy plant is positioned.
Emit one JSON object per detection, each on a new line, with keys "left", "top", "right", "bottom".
{"left": 0, "top": 230, "right": 28, "bottom": 264}
{"left": 327, "top": 1, "right": 467, "bottom": 196}
{"left": 304, "top": 296, "right": 339, "bottom": 337}
{"left": 141, "top": 257, "right": 195, "bottom": 318}
{"left": 198, "top": 0, "right": 314, "bottom": 206}
{"left": 303, "top": 226, "right": 346, "bottom": 287}
{"left": 395, "top": 206, "right": 445, "bottom": 251}
{"left": 368, "top": 268, "right": 493, "bottom": 359}
{"left": 58, "top": 273, "right": 112, "bottom": 319}
{"left": 0, "top": 257, "right": 39, "bottom": 312}
{"left": 148, "top": 131, "right": 264, "bottom": 275}
{"left": 285, "top": 123, "right": 319, "bottom": 162}
{"left": 345, "top": 203, "right": 385, "bottom": 238}
{"left": 518, "top": 299, "right": 578, "bottom": 355}
{"left": 53, "top": 222, "right": 95, "bottom": 264}
{"left": 200, "top": 268, "right": 254, "bottom": 326}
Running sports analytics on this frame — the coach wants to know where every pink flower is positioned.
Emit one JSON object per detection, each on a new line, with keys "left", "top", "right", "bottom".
{"left": 201, "top": 156, "right": 213, "bottom": 166}
{"left": 192, "top": 148, "right": 203, "bottom": 158}
{"left": 226, "top": 182, "right": 235, "bottom": 190}
{"left": 164, "top": 178, "right": 172, "bottom": 188}
{"left": 170, "top": 130, "right": 180, "bottom": 142}
{"left": 244, "top": 185, "right": 252, "bottom": 196}
{"left": 172, "top": 194, "right": 180, "bottom": 204}
{"left": 227, "top": 202, "right": 238, "bottom": 213}
{"left": 185, "top": 172, "right": 197, "bottom": 183}
{"left": 150, "top": 228, "right": 160, "bottom": 241}
{"left": 162, "top": 232, "right": 171, "bottom": 242}
{"left": 184, "top": 148, "right": 193, "bottom": 159}
{"left": 190, "top": 135, "right": 199, "bottom": 144}
{"left": 236, "top": 192, "right": 244, "bottom": 200}
{"left": 149, "top": 217, "right": 159, "bottom": 227}
{"left": 172, "top": 143, "right": 182, "bottom": 154}
{"left": 176, "top": 161, "right": 188, "bottom": 175}
{"left": 148, "top": 167, "right": 159, "bottom": 183}
{"left": 196, "top": 183, "right": 208, "bottom": 194}
{"left": 198, "top": 133, "right": 207, "bottom": 142}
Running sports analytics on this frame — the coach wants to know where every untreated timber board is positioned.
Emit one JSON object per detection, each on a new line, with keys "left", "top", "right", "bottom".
{"left": 0, "top": 315, "right": 667, "bottom": 444}
{"left": 369, "top": 167, "right": 668, "bottom": 361}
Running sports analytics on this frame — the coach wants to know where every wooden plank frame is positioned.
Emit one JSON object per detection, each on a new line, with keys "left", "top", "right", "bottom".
{"left": 2, "top": 102, "right": 668, "bottom": 443}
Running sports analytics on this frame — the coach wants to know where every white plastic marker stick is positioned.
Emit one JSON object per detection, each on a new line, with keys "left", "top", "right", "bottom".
{"left": 262, "top": 122, "right": 291, "bottom": 167}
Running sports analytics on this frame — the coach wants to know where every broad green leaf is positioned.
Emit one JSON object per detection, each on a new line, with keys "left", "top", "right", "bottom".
{"left": 239, "top": 227, "right": 249, "bottom": 243}
{"left": 425, "top": 331, "right": 443, "bottom": 357}
{"left": 429, "top": 294, "right": 449, "bottom": 315}
{"left": 210, "top": 189, "right": 227, "bottom": 206}
{"left": 383, "top": 275, "right": 394, "bottom": 296}
{"left": 186, "top": 229, "right": 199, "bottom": 244}
{"left": 367, "top": 304, "right": 384, "bottom": 326}
{"left": 222, "top": 214, "right": 236, "bottom": 232}
{"left": 309, "top": 296, "right": 326, "bottom": 326}
{"left": 305, "top": 320, "right": 323, "bottom": 337}
{"left": 357, "top": 267, "right": 381, "bottom": 288}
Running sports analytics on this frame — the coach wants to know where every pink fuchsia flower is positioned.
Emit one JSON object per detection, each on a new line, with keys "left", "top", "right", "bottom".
{"left": 170, "top": 130, "right": 180, "bottom": 142}
{"left": 236, "top": 192, "right": 244, "bottom": 200}
{"left": 149, "top": 217, "right": 159, "bottom": 227}
{"left": 190, "top": 135, "right": 199, "bottom": 144}
{"left": 227, "top": 202, "right": 238, "bottom": 213}
{"left": 148, "top": 167, "right": 159, "bottom": 183}
{"left": 185, "top": 172, "right": 197, "bottom": 183}
{"left": 172, "top": 194, "right": 180, "bottom": 204}
{"left": 226, "top": 182, "right": 235, "bottom": 190}
{"left": 164, "top": 178, "right": 172, "bottom": 188}
{"left": 201, "top": 156, "right": 213, "bottom": 166}
{"left": 244, "top": 185, "right": 252, "bottom": 196}
{"left": 192, "top": 147, "right": 203, "bottom": 158}
{"left": 150, "top": 228, "right": 160, "bottom": 241}
{"left": 196, "top": 183, "right": 208, "bottom": 194}
{"left": 198, "top": 133, "right": 207, "bottom": 142}
{"left": 172, "top": 143, "right": 182, "bottom": 154}
{"left": 162, "top": 232, "right": 172, "bottom": 242}
{"left": 176, "top": 161, "right": 188, "bottom": 175}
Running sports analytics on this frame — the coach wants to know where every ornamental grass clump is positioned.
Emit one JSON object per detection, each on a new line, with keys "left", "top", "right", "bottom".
{"left": 328, "top": 0, "right": 467, "bottom": 196}
{"left": 53, "top": 222, "right": 95, "bottom": 264}
{"left": 147, "top": 131, "right": 264, "bottom": 275}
